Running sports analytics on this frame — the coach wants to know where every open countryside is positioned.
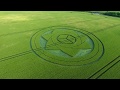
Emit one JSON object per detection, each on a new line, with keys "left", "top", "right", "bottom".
{"left": 0, "top": 11, "right": 120, "bottom": 79}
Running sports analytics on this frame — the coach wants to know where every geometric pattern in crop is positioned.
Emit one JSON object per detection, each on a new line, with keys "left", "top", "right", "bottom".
{"left": 30, "top": 26, "right": 104, "bottom": 66}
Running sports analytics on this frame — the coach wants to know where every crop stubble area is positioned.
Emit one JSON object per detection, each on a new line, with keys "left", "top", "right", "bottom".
{"left": 0, "top": 11, "right": 120, "bottom": 79}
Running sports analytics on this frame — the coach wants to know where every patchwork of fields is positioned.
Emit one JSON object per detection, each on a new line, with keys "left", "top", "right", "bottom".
{"left": 0, "top": 11, "right": 120, "bottom": 79}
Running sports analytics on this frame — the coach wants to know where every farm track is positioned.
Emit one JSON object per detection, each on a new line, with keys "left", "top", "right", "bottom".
{"left": 88, "top": 55, "right": 120, "bottom": 79}
{"left": 0, "top": 48, "right": 46, "bottom": 63}
{"left": 0, "top": 50, "right": 33, "bottom": 62}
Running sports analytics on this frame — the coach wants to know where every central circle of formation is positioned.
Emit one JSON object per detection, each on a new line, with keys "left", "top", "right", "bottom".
{"left": 57, "top": 34, "right": 76, "bottom": 44}
{"left": 30, "top": 26, "right": 104, "bottom": 66}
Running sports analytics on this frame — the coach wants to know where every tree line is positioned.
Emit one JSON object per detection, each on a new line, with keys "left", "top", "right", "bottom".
{"left": 103, "top": 12, "right": 120, "bottom": 17}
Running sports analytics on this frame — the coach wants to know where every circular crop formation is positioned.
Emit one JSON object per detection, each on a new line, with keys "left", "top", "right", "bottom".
{"left": 30, "top": 26, "right": 104, "bottom": 66}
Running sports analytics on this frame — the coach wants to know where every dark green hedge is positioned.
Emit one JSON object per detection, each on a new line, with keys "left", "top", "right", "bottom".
{"left": 103, "top": 12, "right": 120, "bottom": 17}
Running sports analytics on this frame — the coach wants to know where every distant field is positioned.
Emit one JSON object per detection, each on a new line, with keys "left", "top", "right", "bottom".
{"left": 0, "top": 11, "right": 120, "bottom": 79}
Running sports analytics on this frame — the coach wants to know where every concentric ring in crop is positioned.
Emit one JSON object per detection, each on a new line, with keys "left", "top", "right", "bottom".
{"left": 30, "top": 26, "right": 104, "bottom": 66}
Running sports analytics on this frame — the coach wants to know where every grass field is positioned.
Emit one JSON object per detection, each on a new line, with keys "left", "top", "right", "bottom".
{"left": 0, "top": 11, "right": 120, "bottom": 79}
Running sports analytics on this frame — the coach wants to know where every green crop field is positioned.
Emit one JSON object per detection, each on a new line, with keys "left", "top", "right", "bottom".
{"left": 0, "top": 11, "right": 120, "bottom": 79}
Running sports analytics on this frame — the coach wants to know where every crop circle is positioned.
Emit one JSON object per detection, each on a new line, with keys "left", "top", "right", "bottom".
{"left": 30, "top": 26, "right": 104, "bottom": 66}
